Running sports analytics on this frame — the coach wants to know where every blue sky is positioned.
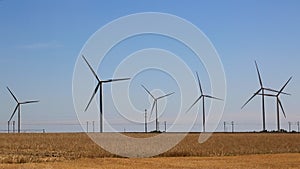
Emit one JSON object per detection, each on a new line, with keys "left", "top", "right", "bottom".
{"left": 0, "top": 1, "right": 299, "bottom": 132}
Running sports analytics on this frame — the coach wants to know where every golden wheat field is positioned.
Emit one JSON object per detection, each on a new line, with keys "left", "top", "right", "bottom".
{"left": 0, "top": 133, "right": 299, "bottom": 168}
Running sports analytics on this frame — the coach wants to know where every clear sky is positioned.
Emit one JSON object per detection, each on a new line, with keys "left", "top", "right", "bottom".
{"left": 0, "top": 0, "right": 299, "bottom": 132}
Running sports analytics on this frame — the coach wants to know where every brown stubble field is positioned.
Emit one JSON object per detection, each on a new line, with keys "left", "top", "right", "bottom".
{"left": 1, "top": 153, "right": 300, "bottom": 169}
{"left": 0, "top": 133, "right": 299, "bottom": 168}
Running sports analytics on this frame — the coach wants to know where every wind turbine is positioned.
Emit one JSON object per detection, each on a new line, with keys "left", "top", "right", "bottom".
{"left": 7, "top": 87, "right": 39, "bottom": 133}
{"left": 82, "top": 55, "right": 130, "bottom": 133}
{"left": 241, "top": 61, "right": 289, "bottom": 132}
{"left": 141, "top": 85, "right": 174, "bottom": 132}
{"left": 186, "top": 72, "right": 222, "bottom": 132}
{"left": 258, "top": 77, "right": 292, "bottom": 131}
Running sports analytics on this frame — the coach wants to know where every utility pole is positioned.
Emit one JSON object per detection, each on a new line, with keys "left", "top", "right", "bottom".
{"left": 231, "top": 121, "right": 234, "bottom": 133}
{"left": 7, "top": 121, "right": 9, "bottom": 133}
{"left": 297, "top": 121, "right": 300, "bottom": 133}
{"left": 92, "top": 121, "right": 95, "bottom": 133}
{"left": 223, "top": 121, "right": 226, "bottom": 132}
{"left": 288, "top": 122, "right": 291, "bottom": 132}
{"left": 157, "top": 121, "right": 159, "bottom": 132}
{"left": 145, "top": 109, "right": 147, "bottom": 133}
{"left": 164, "top": 121, "right": 167, "bottom": 132}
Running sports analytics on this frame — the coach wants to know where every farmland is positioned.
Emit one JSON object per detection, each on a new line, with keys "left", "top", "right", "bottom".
{"left": 0, "top": 133, "right": 299, "bottom": 168}
{"left": 1, "top": 153, "right": 300, "bottom": 169}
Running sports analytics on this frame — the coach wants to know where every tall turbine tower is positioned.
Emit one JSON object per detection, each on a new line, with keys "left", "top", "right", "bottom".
{"left": 260, "top": 77, "right": 292, "bottom": 131}
{"left": 186, "top": 72, "right": 222, "bottom": 132}
{"left": 82, "top": 55, "right": 130, "bottom": 132}
{"left": 7, "top": 87, "right": 39, "bottom": 133}
{"left": 141, "top": 85, "right": 174, "bottom": 132}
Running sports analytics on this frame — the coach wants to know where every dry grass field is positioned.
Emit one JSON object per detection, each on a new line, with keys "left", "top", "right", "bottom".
{"left": 1, "top": 153, "right": 300, "bottom": 169}
{"left": 0, "top": 133, "right": 299, "bottom": 168}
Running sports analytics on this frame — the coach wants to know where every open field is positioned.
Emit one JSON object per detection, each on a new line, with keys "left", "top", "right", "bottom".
{"left": 1, "top": 153, "right": 300, "bottom": 169}
{"left": 0, "top": 133, "right": 299, "bottom": 168}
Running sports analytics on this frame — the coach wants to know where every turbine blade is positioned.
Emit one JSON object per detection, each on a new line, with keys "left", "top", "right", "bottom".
{"left": 21, "top": 100, "right": 39, "bottom": 104}
{"left": 263, "top": 88, "right": 279, "bottom": 93}
{"left": 7, "top": 87, "right": 18, "bottom": 103}
{"left": 102, "top": 78, "right": 130, "bottom": 83}
{"left": 278, "top": 99, "right": 286, "bottom": 118}
{"left": 257, "top": 93, "right": 276, "bottom": 97}
{"left": 149, "top": 101, "right": 156, "bottom": 119}
{"left": 241, "top": 89, "right": 261, "bottom": 109}
{"left": 82, "top": 55, "right": 101, "bottom": 82}
{"left": 255, "top": 61, "right": 263, "bottom": 87}
{"left": 196, "top": 72, "right": 203, "bottom": 95}
{"left": 157, "top": 92, "right": 174, "bottom": 100}
{"left": 278, "top": 76, "right": 292, "bottom": 95}
{"left": 264, "top": 88, "right": 291, "bottom": 95}
{"left": 8, "top": 105, "right": 18, "bottom": 122}
{"left": 279, "top": 92, "right": 291, "bottom": 96}
{"left": 185, "top": 96, "right": 202, "bottom": 113}
{"left": 141, "top": 85, "right": 155, "bottom": 99}
{"left": 84, "top": 83, "right": 100, "bottom": 112}
{"left": 204, "top": 95, "right": 223, "bottom": 101}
